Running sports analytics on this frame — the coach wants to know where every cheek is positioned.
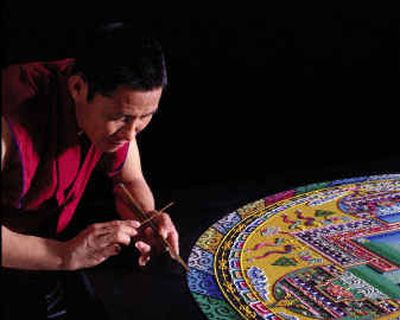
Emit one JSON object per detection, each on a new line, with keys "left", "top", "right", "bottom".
{"left": 104, "top": 121, "right": 123, "bottom": 136}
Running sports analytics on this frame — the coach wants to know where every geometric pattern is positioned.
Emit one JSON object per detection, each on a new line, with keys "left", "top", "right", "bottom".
{"left": 187, "top": 174, "right": 400, "bottom": 319}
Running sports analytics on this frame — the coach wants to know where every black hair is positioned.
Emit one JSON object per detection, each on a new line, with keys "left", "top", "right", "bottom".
{"left": 73, "top": 22, "right": 168, "bottom": 101}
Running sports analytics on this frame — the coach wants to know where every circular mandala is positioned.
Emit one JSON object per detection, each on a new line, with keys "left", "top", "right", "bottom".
{"left": 187, "top": 174, "right": 400, "bottom": 319}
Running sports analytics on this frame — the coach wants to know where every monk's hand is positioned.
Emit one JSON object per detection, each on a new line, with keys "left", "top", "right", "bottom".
{"left": 62, "top": 220, "right": 140, "bottom": 270}
{"left": 134, "top": 210, "right": 179, "bottom": 267}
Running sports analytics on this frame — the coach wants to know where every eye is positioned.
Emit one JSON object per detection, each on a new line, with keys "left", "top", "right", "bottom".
{"left": 139, "top": 114, "right": 152, "bottom": 120}
{"left": 112, "top": 115, "right": 132, "bottom": 123}
{"left": 121, "top": 115, "right": 132, "bottom": 123}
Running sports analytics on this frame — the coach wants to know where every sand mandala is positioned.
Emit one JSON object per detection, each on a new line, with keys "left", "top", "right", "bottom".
{"left": 187, "top": 174, "right": 400, "bottom": 319}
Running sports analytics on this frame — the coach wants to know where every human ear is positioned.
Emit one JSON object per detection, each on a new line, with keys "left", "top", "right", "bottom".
{"left": 67, "top": 75, "right": 88, "bottom": 101}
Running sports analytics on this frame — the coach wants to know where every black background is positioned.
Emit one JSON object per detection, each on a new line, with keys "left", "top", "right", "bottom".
{"left": 3, "top": 2, "right": 400, "bottom": 319}
{"left": 4, "top": 3, "right": 399, "bottom": 190}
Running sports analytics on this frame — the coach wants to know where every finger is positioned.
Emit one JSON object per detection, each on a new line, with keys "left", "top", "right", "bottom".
{"left": 142, "top": 227, "right": 164, "bottom": 252}
{"left": 93, "top": 220, "right": 141, "bottom": 234}
{"left": 138, "top": 255, "right": 151, "bottom": 267}
{"left": 141, "top": 215, "right": 177, "bottom": 254}
{"left": 144, "top": 226, "right": 154, "bottom": 239}
{"left": 154, "top": 213, "right": 179, "bottom": 254}
{"left": 135, "top": 240, "right": 152, "bottom": 255}
{"left": 96, "top": 230, "right": 132, "bottom": 248}
{"left": 85, "top": 221, "right": 139, "bottom": 247}
{"left": 110, "top": 219, "right": 141, "bottom": 230}
{"left": 97, "top": 222, "right": 141, "bottom": 247}
{"left": 155, "top": 212, "right": 174, "bottom": 240}
{"left": 135, "top": 241, "right": 152, "bottom": 266}
{"left": 166, "top": 230, "right": 180, "bottom": 258}
{"left": 112, "top": 223, "right": 140, "bottom": 238}
{"left": 100, "top": 243, "right": 122, "bottom": 259}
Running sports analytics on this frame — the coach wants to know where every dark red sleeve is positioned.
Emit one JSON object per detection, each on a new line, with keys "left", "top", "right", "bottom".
{"left": 99, "top": 142, "right": 130, "bottom": 177}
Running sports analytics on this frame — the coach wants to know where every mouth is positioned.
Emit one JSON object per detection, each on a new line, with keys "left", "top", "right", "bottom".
{"left": 106, "top": 138, "right": 126, "bottom": 148}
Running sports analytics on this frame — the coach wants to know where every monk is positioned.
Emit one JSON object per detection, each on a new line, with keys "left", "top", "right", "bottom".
{"left": 2, "top": 23, "right": 179, "bottom": 319}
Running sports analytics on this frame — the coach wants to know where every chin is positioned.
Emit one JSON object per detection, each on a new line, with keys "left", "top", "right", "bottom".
{"left": 100, "top": 145, "right": 119, "bottom": 153}
{"left": 103, "top": 143, "right": 126, "bottom": 153}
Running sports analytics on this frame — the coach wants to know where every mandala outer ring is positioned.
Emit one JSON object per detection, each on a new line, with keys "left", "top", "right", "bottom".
{"left": 187, "top": 174, "right": 400, "bottom": 320}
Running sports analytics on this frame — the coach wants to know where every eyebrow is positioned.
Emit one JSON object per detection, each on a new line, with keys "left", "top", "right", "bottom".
{"left": 142, "top": 108, "right": 159, "bottom": 117}
{"left": 117, "top": 107, "right": 159, "bottom": 118}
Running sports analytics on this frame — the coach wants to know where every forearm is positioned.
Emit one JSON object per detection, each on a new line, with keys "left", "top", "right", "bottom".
{"left": 115, "top": 178, "right": 155, "bottom": 220}
{"left": 1, "top": 226, "right": 65, "bottom": 270}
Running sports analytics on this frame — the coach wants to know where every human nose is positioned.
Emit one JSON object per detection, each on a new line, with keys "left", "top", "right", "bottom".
{"left": 120, "top": 119, "right": 140, "bottom": 141}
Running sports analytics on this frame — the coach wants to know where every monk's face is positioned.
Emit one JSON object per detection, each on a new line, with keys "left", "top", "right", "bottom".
{"left": 70, "top": 77, "right": 162, "bottom": 152}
